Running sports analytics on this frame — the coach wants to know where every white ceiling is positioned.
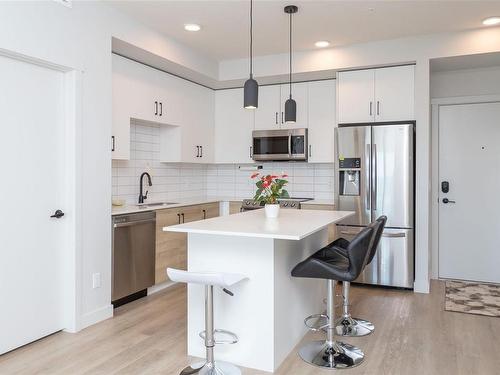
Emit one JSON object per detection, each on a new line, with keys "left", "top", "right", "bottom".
{"left": 108, "top": 1, "right": 500, "bottom": 62}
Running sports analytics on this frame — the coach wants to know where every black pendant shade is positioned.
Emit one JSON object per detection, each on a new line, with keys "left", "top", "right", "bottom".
{"left": 284, "top": 5, "right": 298, "bottom": 123}
{"left": 244, "top": 0, "right": 258, "bottom": 109}
{"left": 244, "top": 75, "right": 258, "bottom": 109}
{"left": 285, "top": 96, "right": 296, "bottom": 123}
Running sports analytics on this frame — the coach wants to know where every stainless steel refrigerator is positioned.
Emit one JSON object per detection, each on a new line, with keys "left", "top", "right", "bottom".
{"left": 335, "top": 123, "right": 414, "bottom": 288}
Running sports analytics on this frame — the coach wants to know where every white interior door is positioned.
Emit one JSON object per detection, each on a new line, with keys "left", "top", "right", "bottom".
{"left": 438, "top": 102, "right": 500, "bottom": 283}
{"left": 0, "top": 54, "right": 66, "bottom": 354}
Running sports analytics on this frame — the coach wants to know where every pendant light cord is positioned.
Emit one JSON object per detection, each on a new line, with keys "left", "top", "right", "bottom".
{"left": 250, "top": 0, "right": 253, "bottom": 78}
{"left": 289, "top": 11, "right": 292, "bottom": 98}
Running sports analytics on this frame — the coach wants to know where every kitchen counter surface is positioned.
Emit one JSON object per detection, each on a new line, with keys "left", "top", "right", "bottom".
{"left": 111, "top": 196, "right": 242, "bottom": 216}
{"left": 302, "top": 199, "right": 336, "bottom": 206}
{"left": 165, "top": 208, "right": 353, "bottom": 240}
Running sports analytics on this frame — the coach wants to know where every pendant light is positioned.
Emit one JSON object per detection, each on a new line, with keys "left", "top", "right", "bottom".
{"left": 244, "top": 0, "right": 258, "bottom": 109}
{"left": 284, "top": 5, "right": 298, "bottom": 123}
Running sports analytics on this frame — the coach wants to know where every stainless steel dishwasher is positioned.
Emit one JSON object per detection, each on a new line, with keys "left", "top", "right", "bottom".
{"left": 112, "top": 211, "right": 156, "bottom": 306}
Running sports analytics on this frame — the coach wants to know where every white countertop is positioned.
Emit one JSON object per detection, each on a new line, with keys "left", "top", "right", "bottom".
{"left": 301, "top": 199, "right": 335, "bottom": 206}
{"left": 111, "top": 196, "right": 241, "bottom": 216}
{"left": 164, "top": 209, "right": 354, "bottom": 240}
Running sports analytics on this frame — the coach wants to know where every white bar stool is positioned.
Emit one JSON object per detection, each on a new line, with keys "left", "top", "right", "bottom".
{"left": 167, "top": 268, "right": 247, "bottom": 375}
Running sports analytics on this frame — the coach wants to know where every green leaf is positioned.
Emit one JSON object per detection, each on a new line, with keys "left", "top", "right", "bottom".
{"left": 281, "top": 189, "right": 290, "bottom": 198}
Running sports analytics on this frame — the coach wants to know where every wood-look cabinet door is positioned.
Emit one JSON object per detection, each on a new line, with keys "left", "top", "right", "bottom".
{"left": 155, "top": 208, "right": 185, "bottom": 284}
{"left": 199, "top": 202, "right": 219, "bottom": 219}
{"left": 180, "top": 205, "right": 204, "bottom": 223}
{"left": 229, "top": 201, "right": 243, "bottom": 215}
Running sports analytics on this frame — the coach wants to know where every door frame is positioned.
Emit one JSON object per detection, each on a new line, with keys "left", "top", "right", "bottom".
{"left": 430, "top": 94, "right": 500, "bottom": 279}
{"left": 0, "top": 48, "right": 84, "bottom": 333}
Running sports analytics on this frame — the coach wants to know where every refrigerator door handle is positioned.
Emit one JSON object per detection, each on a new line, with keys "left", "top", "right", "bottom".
{"left": 366, "top": 144, "right": 371, "bottom": 211}
{"left": 339, "top": 230, "right": 362, "bottom": 236}
{"left": 382, "top": 232, "right": 406, "bottom": 238}
{"left": 372, "top": 143, "right": 377, "bottom": 211}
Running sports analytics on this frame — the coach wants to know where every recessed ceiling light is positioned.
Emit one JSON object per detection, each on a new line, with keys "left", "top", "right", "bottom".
{"left": 483, "top": 17, "right": 500, "bottom": 26}
{"left": 315, "top": 41, "right": 330, "bottom": 48}
{"left": 184, "top": 23, "right": 201, "bottom": 32}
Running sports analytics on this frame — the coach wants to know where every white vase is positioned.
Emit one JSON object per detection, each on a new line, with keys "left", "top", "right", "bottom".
{"left": 265, "top": 204, "right": 280, "bottom": 218}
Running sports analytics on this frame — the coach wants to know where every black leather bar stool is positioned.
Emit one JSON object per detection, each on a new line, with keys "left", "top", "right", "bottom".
{"left": 333, "top": 216, "right": 387, "bottom": 337}
{"left": 291, "top": 221, "right": 379, "bottom": 369}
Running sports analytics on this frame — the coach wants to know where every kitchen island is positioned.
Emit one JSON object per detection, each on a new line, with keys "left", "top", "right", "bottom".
{"left": 165, "top": 209, "right": 354, "bottom": 373}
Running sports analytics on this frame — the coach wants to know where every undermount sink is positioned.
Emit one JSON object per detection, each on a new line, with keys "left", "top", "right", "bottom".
{"left": 135, "top": 202, "right": 178, "bottom": 208}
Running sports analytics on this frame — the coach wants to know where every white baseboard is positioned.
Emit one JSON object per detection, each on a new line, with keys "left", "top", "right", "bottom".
{"left": 148, "top": 281, "right": 176, "bottom": 295}
{"left": 77, "top": 304, "right": 113, "bottom": 331}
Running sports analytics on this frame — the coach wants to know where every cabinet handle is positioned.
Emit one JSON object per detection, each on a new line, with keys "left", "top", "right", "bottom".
{"left": 376, "top": 101, "right": 380, "bottom": 116}
{"left": 181, "top": 213, "right": 185, "bottom": 223}
{"left": 200, "top": 146, "right": 203, "bottom": 158}
{"left": 275, "top": 112, "right": 278, "bottom": 125}
{"left": 177, "top": 213, "right": 181, "bottom": 224}
{"left": 111, "top": 136, "right": 115, "bottom": 152}
{"left": 159, "top": 102, "right": 163, "bottom": 116}
{"left": 155, "top": 101, "right": 158, "bottom": 116}
{"left": 202, "top": 209, "right": 206, "bottom": 219}
{"left": 281, "top": 111, "right": 284, "bottom": 124}
{"left": 369, "top": 101, "right": 372, "bottom": 116}
{"left": 249, "top": 146, "right": 253, "bottom": 158}
{"left": 196, "top": 146, "right": 200, "bottom": 158}
{"left": 309, "top": 145, "right": 312, "bottom": 157}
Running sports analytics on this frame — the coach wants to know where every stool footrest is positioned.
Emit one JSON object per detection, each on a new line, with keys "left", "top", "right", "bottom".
{"left": 199, "top": 329, "right": 239, "bottom": 345}
{"left": 304, "top": 314, "right": 330, "bottom": 332}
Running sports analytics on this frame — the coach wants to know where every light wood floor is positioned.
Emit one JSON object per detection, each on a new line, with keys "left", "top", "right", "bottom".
{"left": 1, "top": 280, "right": 499, "bottom": 374}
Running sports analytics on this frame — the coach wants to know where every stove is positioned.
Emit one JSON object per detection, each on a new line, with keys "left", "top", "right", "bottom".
{"left": 241, "top": 197, "right": 312, "bottom": 211}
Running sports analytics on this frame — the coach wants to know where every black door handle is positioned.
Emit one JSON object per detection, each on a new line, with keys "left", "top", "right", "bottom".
{"left": 50, "top": 209, "right": 65, "bottom": 219}
{"left": 159, "top": 102, "right": 163, "bottom": 116}
{"left": 442, "top": 198, "right": 456, "bottom": 204}
{"left": 154, "top": 101, "right": 158, "bottom": 116}
{"left": 196, "top": 146, "right": 200, "bottom": 157}
{"left": 111, "top": 135, "right": 115, "bottom": 152}
{"left": 200, "top": 146, "right": 203, "bottom": 158}
{"left": 177, "top": 213, "right": 181, "bottom": 224}
{"left": 181, "top": 213, "right": 185, "bottom": 223}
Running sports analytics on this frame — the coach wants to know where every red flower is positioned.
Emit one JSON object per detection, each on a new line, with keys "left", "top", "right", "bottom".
{"left": 262, "top": 180, "right": 270, "bottom": 188}
{"left": 250, "top": 172, "right": 259, "bottom": 179}
{"left": 282, "top": 174, "right": 288, "bottom": 178}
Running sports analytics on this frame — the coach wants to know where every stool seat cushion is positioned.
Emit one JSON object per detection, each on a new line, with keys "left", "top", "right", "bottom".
{"left": 291, "top": 246, "right": 352, "bottom": 281}
{"left": 167, "top": 268, "right": 247, "bottom": 287}
{"left": 291, "top": 225, "right": 375, "bottom": 282}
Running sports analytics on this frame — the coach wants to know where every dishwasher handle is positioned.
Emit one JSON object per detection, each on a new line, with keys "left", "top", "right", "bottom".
{"left": 113, "top": 218, "right": 156, "bottom": 228}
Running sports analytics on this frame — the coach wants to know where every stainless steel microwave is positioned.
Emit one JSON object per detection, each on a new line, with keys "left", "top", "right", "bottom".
{"left": 252, "top": 129, "right": 308, "bottom": 161}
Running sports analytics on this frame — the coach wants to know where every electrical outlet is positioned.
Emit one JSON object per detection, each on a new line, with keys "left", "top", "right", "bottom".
{"left": 92, "top": 273, "right": 101, "bottom": 289}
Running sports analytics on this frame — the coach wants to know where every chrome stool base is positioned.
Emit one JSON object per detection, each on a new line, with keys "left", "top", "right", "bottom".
{"left": 180, "top": 361, "right": 241, "bottom": 375}
{"left": 298, "top": 340, "right": 364, "bottom": 369}
{"left": 335, "top": 315, "right": 374, "bottom": 337}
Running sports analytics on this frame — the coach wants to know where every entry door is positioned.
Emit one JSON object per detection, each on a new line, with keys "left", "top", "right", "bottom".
{"left": 0, "top": 54, "right": 66, "bottom": 354}
{"left": 438, "top": 102, "right": 500, "bottom": 283}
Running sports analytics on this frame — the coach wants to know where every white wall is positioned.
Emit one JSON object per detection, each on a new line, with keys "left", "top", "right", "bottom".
{"left": 219, "top": 26, "right": 500, "bottom": 293}
{"left": 0, "top": 0, "right": 219, "bottom": 330}
{"left": 431, "top": 66, "right": 500, "bottom": 98}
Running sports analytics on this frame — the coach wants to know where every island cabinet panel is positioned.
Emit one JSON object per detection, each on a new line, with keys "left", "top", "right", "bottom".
{"left": 301, "top": 203, "right": 337, "bottom": 242}
{"left": 155, "top": 203, "right": 220, "bottom": 284}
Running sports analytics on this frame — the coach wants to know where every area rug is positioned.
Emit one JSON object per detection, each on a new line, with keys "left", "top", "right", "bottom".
{"left": 445, "top": 280, "right": 500, "bottom": 317}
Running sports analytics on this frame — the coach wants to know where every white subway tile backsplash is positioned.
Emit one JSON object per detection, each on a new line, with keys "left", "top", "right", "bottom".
{"left": 112, "top": 122, "right": 335, "bottom": 203}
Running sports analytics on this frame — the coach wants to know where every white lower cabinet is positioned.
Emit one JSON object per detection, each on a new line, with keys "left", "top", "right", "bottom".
{"left": 214, "top": 88, "right": 254, "bottom": 164}
{"left": 307, "top": 80, "right": 336, "bottom": 163}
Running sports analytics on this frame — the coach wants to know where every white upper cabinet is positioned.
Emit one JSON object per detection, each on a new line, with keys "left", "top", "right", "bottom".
{"left": 337, "top": 65, "right": 415, "bottom": 124}
{"left": 374, "top": 65, "right": 415, "bottom": 122}
{"left": 337, "top": 69, "right": 375, "bottom": 124}
{"left": 308, "top": 80, "right": 336, "bottom": 163}
{"left": 254, "top": 83, "right": 309, "bottom": 130}
{"left": 214, "top": 88, "right": 254, "bottom": 164}
{"left": 254, "top": 85, "right": 281, "bottom": 130}
{"left": 280, "top": 82, "right": 309, "bottom": 129}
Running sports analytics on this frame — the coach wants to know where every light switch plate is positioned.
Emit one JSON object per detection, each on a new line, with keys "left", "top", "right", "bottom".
{"left": 92, "top": 273, "right": 101, "bottom": 289}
